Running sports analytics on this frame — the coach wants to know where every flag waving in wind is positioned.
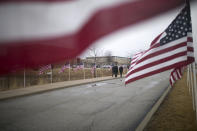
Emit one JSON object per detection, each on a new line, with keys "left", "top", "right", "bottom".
{"left": 125, "top": 3, "right": 194, "bottom": 85}
{"left": 0, "top": 0, "right": 186, "bottom": 75}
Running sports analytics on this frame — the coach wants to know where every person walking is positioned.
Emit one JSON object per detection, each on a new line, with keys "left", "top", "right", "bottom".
{"left": 114, "top": 65, "right": 118, "bottom": 77}
{"left": 119, "top": 66, "right": 123, "bottom": 77}
{"left": 112, "top": 66, "right": 115, "bottom": 77}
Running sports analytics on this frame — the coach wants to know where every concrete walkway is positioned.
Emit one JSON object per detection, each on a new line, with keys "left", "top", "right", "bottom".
{"left": 0, "top": 76, "right": 116, "bottom": 100}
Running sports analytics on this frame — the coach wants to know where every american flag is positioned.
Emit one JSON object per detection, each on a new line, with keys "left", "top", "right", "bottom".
{"left": 74, "top": 64, "right": 84, "bottom": 72}
{"left": 125, "top": 4, "right": 194, "bottom": 85}
{"left": 169, "top": 67, "right": 185, "bottom": 86}
{"left": 59, "top": 64, "right": 70, "bottom": 74}
{"left": 0, "top": 0, "right": 185, "bottom": 75}
{"left": 79, "top": 64, "right": 84, "bottom": 69}
{"left": 91, "top": 65, "right": 96, "bottom": 74}
{"left": 39, "top": 64, "right": 52, "bottom": 75}
{"left": 109, "top": 65, "right": 112, "bottom": 71}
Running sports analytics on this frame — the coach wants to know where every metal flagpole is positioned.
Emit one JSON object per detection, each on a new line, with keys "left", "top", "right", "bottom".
{"left": 24, "top": 68, "right": 26, "bottom": 88}
{"left": 190, "top": 64, "right": 195, "bottom": 111}
{"left": 92, "top": 67, "right": 94, "bottom": 78}
{"left": 83, "top": 63, "right": 85, "bottom": 79}
{"left": 69, "top": 62, "right": 71, "bottom": 81}
{"left": 95, "top": 64, "right": 97, "bottom": 78}
{"left": 192, "top": 63, "right": 197, "bottom": 119}
{"left": 51, "top": 65, "right": 53, "bottom": 84}
{"left": 187, "top": 66, "right": 191, "bottom": 94}
{"left": 190, "top": 64, "right": 194, "bottom": 90}
{"left": 187, "top": 65, "right": 192, "bottom": 95}
{"left": 101, "top": 68, "right": 103, "bottom": 77}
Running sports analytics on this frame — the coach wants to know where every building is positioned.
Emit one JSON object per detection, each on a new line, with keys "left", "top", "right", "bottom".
{"left": 52, "top": 58, "right": 82, "bottom": 68}
{"left": 83, "top": 56, "right": 131, "bottom": 68}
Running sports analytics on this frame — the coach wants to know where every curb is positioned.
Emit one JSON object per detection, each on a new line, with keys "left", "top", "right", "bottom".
{"left": 135, "top": 85, "right": 172, "bottom": 131}
{"left": 0, "top": 77, "right": 120, "bottom": 101}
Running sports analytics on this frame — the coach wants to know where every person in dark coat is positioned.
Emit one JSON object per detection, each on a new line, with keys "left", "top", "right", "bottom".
{"left": 119, "top": 66, "right": 123, "bottom": 77}
{"left": 113, "top": 65, "right": 118, "bottom": 77}
{"left": 112, "top": 66, "right": 115, "bottom": 77}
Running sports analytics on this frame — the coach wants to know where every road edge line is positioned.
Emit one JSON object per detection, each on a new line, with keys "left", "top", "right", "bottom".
{"left": 135, "top": 85, "right": 172, "bottom": 131}
{"left": 0, "top": 77, "right": 119, "bottom": 101}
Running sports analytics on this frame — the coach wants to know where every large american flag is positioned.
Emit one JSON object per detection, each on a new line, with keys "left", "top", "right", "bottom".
{"left": 125, "top": 4, "right": 194, "bottom": 85}
{"left": 0, "top": 0, "right": 186, "bottom": 75}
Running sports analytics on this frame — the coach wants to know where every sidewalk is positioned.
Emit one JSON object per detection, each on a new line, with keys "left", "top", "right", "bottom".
{"left": 0, "top": 76, "right": 116, "bottom": 100}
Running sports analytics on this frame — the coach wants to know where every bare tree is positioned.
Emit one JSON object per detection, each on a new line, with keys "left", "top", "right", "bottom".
{"left": 88, "top": 45, "right": 103, "bottom": 77}
{"left": 105, "top": 51, "right": 112, "bottom": 65}
{"left": 89, "top": 46, "right": 98, "bottom": 64}
{"left": 88, "top": 45, "right": 104, "bottom": 63}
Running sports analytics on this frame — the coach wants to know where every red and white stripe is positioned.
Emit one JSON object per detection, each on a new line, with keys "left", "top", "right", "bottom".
{"left": 59, "top": 64, "right": 70, "bottom": 73}
{"left": 0, "top": 0, "right": 185, "bottom": 74}
{"left": 74, "top": 64, "right": 84, "bottom": 72}
{"left": 91, "top": 65, "right": 96, "bottom": 74}
{"left": 125, "top": 32, "right": 194, "bottom": 85}
{"left": 39, "top": 64, "right": 52, "bottom": 75}
{"left": 109, "top": 65, "right": 112, "bottom": 71}
{"left": 169, "top": 33, "right": 194, "bottom": 86}
{"left": 169, "top": 66, "right": 185, "bottom": 86}
{"left": 78, "top": 64, "right": 84, "bottom": 70}
{"left": 129, "top": 51, "right": 144, "bottom": 70}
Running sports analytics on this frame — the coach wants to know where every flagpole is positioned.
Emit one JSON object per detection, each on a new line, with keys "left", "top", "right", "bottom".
{"left": 189, "top": 64, "right": 196, "bottom": 111}
{"left": 192, "top": 63, "right": 197, "bottom": 118}
{"left": 187, "top": 66, "right": 191, "bottom": 94}
{"left": 51, "top": 65, "right": 53, "bottom": 84}
{"left": 69, "top": 62, "right": 71, "bottom": 81}
{"left": 189, "top": 65, "right": 195, "bottom": 110}
{"left": 24, "top": 68, "right": 26, "bottom": 88}
{"left": 101, "top": 68, "right": 103, "bottom": 77}
{"left": 95, "top": 64, "right": 97, "bottom": 78}
{"left": 84, "top": 68, "right": 85, "bottom": 79}
{"left": 92, "top": 67, "right": 93, "bottom": 78}
{"left": 83, "top": 63, "right": 85, "bottom": 80}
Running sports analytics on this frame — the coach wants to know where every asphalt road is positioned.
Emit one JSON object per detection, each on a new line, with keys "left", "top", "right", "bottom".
{"left": 0, "top": 71, "right": 170, "bottom": 131}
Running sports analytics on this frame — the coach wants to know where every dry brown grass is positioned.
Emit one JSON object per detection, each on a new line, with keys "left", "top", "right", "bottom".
{"left": 144, "top": 72, "right": 197, "bottom": 131}
{"left": 0, "top": 68, "right": 128, "bottom": 91}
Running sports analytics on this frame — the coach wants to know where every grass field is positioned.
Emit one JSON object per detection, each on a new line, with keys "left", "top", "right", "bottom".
{"left": 144, "top": 72, "right": 197, "bottom": 131}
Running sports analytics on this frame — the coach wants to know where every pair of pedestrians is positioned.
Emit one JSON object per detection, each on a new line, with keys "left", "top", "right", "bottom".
{"left": 112, "top": 66, "right": 123, "bottom": 77}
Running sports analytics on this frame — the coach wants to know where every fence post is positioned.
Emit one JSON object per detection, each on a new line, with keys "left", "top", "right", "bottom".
{"left": 69, "top": 67, "right": 71, "bottom": 81}
{"left": 51, "top": 67, "right": 53, "bottom": 84}
{"left": 24, "top": 69, "right": 26, "bottom": 88}
{"left": 84, "top": 68, "right": 85, "bottom": 79}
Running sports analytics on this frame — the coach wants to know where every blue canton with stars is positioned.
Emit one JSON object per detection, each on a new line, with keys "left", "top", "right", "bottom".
{"left": 160, "top": 5, "right": 192, "bottom": 45}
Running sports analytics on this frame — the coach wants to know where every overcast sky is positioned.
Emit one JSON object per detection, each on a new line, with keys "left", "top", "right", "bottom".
{"left": 81, "top": 2, "right": 197, "bottom": 59}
